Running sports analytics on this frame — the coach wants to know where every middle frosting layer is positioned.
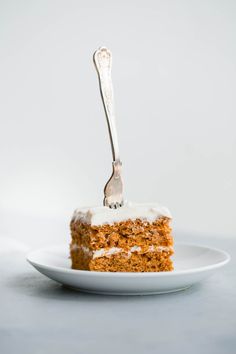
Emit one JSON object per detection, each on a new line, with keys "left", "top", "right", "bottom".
{"left": 75, "top": 245, "right": 173, "bottom": 259}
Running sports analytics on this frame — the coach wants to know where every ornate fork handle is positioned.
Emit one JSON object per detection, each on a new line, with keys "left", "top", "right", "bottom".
{"left": 93, "top": 47, "right": 124, "bottom": 208}
{"left": 93, "top": 47, "right": 120, "bottom": 162}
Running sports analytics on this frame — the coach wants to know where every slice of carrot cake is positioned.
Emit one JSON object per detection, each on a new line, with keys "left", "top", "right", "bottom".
{"left": 70, "top": 202, "right": 174, "bottom": 272}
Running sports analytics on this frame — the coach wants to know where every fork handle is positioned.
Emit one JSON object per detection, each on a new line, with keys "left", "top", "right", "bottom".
{"left": 93, "top": 47, "right": 120, "bottom": 162}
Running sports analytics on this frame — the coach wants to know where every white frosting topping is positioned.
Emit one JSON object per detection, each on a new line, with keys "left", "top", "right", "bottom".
{"left": 75, "top": 245, "right": 173, "bottom": 259}
{"left": 72, "top": 201, "right": 171, "bottom": 226}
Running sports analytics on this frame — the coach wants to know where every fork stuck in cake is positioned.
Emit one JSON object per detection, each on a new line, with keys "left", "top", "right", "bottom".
{"left": 70, "top": 47, "right": 174, "bottom": 272}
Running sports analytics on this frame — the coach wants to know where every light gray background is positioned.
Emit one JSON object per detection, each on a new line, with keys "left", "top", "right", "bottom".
{"left": 0, "top": 0, "right": 236, "bottom": 245}
{"left": 0, "top": 2, "right": 236, "bottom": 353}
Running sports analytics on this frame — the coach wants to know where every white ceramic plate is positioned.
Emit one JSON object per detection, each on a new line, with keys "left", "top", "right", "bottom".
{"left": 27, "top": 243, "right": 230, "bottom": 295}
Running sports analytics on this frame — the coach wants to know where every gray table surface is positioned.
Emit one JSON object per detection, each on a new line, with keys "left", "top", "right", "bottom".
{"left": 0, "top": 234, "right": 235, "bottom": 354}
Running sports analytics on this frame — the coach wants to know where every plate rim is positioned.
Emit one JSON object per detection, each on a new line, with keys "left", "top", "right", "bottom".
{"left": 26, "top": 242, "right": 231, "bottom": 277}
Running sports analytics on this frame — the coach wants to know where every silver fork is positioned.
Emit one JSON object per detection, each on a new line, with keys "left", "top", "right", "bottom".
{"left": 93, "top": 47, "right": 124, "bottom": 209}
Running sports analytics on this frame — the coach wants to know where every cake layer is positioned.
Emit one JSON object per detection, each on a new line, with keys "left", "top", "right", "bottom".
{"left": 71, "top": 217, "right": 173, "bottom": 250}
{"left": 71, "top": 247, "right": 174, "bottom": 272}
{"left": 72, "top": 202, "right": 171, "bottom": 226}
{"left": 70, "top": 214, "right": 174, "bottom": 272}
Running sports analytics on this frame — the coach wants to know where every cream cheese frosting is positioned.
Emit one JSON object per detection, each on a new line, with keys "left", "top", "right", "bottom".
{"left": 72, "top": 201, "right": 171, "bottom": 226}
{"left": 74, "top": 245, "right": 173, "bottom": 259}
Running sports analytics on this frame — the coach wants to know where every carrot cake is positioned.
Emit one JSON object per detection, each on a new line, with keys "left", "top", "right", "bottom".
{"left": 70, "top": 202, "right": 174, "bottom": 272}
